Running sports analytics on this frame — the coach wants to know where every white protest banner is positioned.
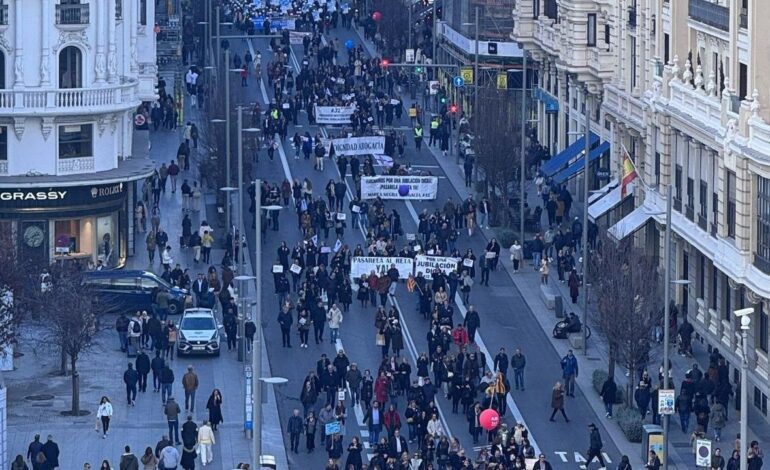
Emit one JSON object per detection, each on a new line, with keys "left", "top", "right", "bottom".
{"left": 290, "top": 264, "right": 302, "bottom": 274}
{"left": 333, "top": 239, "right": 343, "bottom": 252}
{"left": 314, "top": 105, "right": 356, "bottom": 124}
{"left": 350, "top": 256, "right": 413, "bottom": 280}
{"left": 331, "top": 136, "right": 386, "bottom": 156}
{"left": 361, "top": 176, "right": 439, "bottom": 200}
{"left": 289, "top": 31, "right": 311, "bottom": 44}
{"left": 414, "top": 255, "right": 459, "bottom": 280}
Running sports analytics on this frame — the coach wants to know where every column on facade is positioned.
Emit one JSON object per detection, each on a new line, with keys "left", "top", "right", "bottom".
{"left": 12, "top": 0, "right": 23, "bottom": 88}
{"left": 95, "top": 0, "right": 106, "bottom": 83}
{"left": 734, "top": 152, "right": 751, "bottom": 251}
{"left": 107, "top": 0, "right": 118, "bottom": 83}
{"left": 557, "top": 70, "right": 567, "bottom": 151}
{"left": 39, "top": 0, "right": 50, "bottom": 86}
{"left": 548, "top": 64, "right": 557, "bottom": 152}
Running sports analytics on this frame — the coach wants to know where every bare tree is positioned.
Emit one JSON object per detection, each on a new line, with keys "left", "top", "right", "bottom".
{"left": 0, "top": 231, "right": 42, "bottom": 357}
{"left": 473, "top": 85, "right": 522, "bottom": 227}
{"left": 36, "top": 267, "right": 106, "bottom": 415}
{"left": 589, "top": 233, "right": 663, "bottom": 402}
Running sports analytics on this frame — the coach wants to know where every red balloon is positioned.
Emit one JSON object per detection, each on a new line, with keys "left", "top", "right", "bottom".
{"left": 479, "top": 409, "right": 500, "bottom": 431}
{"left": 372, "top": 11, "right": 382, "bottom": 22}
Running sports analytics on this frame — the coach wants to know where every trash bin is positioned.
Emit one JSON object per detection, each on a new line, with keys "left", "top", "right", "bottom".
{"left": 554, "top": 295, "right": 564, "bottom": 318}
{"left": 641, "top": 424, "right": 664, "bottom": 464}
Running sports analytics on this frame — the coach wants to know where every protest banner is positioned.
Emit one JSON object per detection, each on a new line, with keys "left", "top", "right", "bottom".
{"left": 361, "top": 176, "right": 439, "bottom": 200}
{"left": 314, "top": 105, "right": 356, "bottom": 124}
{"left": 331, "top": 136, "right": 386, "bottom": 156}
{"left": 350, "top": 256, "right": 413, "bottom": 280}
{"left": 414, "top": 255, "right": 460, "bottom": 280}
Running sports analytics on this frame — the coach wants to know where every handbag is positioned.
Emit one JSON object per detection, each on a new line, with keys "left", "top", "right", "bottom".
{"left": 376, "top": 333, "right": 386, "bottom": 346}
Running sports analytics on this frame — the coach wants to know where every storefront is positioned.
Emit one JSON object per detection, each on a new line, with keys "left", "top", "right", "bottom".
{"left": 0, "top": 181, "right": 133, "bottom": 268}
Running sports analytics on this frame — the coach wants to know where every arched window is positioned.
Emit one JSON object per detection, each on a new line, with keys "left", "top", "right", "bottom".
{"left": 59, "top": 46, "right": 82, "bottom": 89}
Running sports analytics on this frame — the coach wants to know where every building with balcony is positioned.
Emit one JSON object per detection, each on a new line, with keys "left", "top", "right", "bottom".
{"left": 511, "top": 0, "right": 615, "bottom": 200}
{"left": 0, "top": 0, "right": 157, "bottom": 267}
{"left": 584, "top": 0, "right": 770, "bottom": 421}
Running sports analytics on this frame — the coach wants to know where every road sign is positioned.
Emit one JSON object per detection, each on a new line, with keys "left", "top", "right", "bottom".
{"left": 452, "top": 76, "right": 465, "bottom": 88}
{"left": 460, "top": 67, "right": 474, "bottom": 85}
{"left": 405, "top": 48, "right": 415, "bottom": 63}
{"left": 658, "top": 389, "right": 675, "bottom": 415}
{"left": 496, "top": 72, "right": 508, "bottom": 90}
{"left": 696, "top": 439, "right": 711, "bottom": 467}
{"left": 428, "top": 80, "right": 440, "bottom": 95}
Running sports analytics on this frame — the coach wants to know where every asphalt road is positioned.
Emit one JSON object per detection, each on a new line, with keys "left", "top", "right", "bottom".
{"left": 235, "top": 27, "right": 622, "bottom": 469}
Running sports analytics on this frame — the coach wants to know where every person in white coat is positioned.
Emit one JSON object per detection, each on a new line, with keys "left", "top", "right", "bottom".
{"left": 326, "top": 304, "right": 344, "bottom": 344}
{"left": 96, "top": 396, "right": 114, "bottom": 439}
{"left": 426, "top": 413, "right": 443, "bottom": 440}
{"left": 197, "top": 420, "right": 216, "bottom": 465}
{"left": 509, "top": 240, "right": 523, "bottom": 273}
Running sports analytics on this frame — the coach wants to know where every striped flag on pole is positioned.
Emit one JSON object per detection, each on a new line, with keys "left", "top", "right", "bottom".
{"left": 406, "top": 275, "right": 416, "bottom": 293}
{"left": 620, "top": 145, "right": 638, "bottom": 198}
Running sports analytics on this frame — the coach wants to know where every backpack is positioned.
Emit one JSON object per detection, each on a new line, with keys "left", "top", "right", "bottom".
{"left": 131, "top": 321, "right": 141, "bottom": 334}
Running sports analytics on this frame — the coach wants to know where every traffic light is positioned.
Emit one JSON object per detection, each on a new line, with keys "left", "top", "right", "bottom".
{"left": 440, "top": 95, "right": 447, "bottom": 104}
{"left": 449, "top": 103, "right": 458, "bottom": 114}
{"left": 415, "top": 66, "right": 423, "bottom": 74}
{"left": 381, "top": 58, "right": 390, "bottom": 68}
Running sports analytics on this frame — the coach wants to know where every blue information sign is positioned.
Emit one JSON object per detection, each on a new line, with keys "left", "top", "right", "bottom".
{"left": 452, "top": 76, "right": 465, "bottom": 88}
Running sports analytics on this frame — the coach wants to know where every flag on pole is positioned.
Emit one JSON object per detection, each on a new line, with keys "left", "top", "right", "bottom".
{"left": 620, "top": 145, "right": 638, "bottom": 198}
{"left": 406, "top": 275, "right": 416, "bottom": 293}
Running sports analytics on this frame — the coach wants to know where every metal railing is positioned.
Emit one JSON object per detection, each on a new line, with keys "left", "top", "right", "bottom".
{"left": 56, "top": 3, "right": 90, "bottom": 26}
{"left": 689, "top": 0, "right": 730, "bottom": 32}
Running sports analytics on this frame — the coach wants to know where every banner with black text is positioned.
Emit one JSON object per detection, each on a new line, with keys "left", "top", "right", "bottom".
{"left": 360, "top": 176, "right": 439, "bottom": 200}
{"left": 350, "top": 256, "right": 414, "bottom": 280}
{"left": 331, "top": 136, "right": 386, "bottom": 156}
{"left": 414, "top": 255, "right": 460, "bottom": 280}
{"left": 314, "top": 105, "right": 356, "bottom": 124}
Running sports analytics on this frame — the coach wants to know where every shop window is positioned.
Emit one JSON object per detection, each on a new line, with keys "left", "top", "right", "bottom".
{"left": 54, "top": 220, "right": 80, "bottom": 255}
{"left": 97, "top": 214, "right": 116, "bottom": 267}
{"left": 0, "top": 126, "right": 6, "bottom": 160}
{"left": 58, "top": 124, "right": 93, "bottom": 159}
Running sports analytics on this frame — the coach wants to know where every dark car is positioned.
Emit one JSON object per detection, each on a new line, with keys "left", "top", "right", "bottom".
{"left": 83, "top": 270, "right": 189, "bottom": 315}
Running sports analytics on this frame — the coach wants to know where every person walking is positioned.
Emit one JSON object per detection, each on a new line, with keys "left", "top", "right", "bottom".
{"left": 160, "top": 364, "right": 175, "bottom": 404}
{"left": 580, "top": 423, "right": 606, "bottom": 469}
{"left": 305, "top": 411, "right": 318, "bottom": 453}
{"left": 123, "top": 363, "right": 139, "bottom": 406}
{"left": 206, "top": 389, "right": 224, "bottom": 431}
{"left": 119, "top": 446, "right": 139, "bottom": 470}
{"left": 326, "top": 303, "right": 343, "bottom": 344}
{"left": 164, "top": 397, "right": 182, "bottom": 445}
{"left": 560, "top": 350, "right": 579, "bottom": 397}
{"left": 158, "top": 444, "right": 179, "bottom": 470}
{"left": 600, "top": 375, "right": 618, "bottom": 418}
{"left": 181, "top": 416, "right": 198, "bottom": 449}
{"left": 287, "top": 409, "right": 304, "bottom": 454}
{"left": 96, "top": 396, "right": 114, "bottom": 439}
{"left": 180, "top": 445, "right": 197, "bottom": 470}
{"left": 151, "top": 351, "right": 165, "bottom": 393}
{"left": 512, "top": 348, "right": 527, "bottom": 391}
{"left": 549, "top": 382, "right": 570, "bottom": 422}
{"left": 277, "top": 304, "right": 294, "bottom": 348}
{"left": 139, "top": 446, "right": 157, "bottom": 469}
{"left": 182, "top": 366, "right": 199, "bottom": 413}
{"left": 509, "top": 240, "right": 523, "bottom": 273}
{"left": 197, "top": 421, "right": 216, "bottom": 466}
{"left": 136, "top": 350, "right": 151, "bottom": 393}
{"left": 710, "top": 396, "right": 727, "bottom": 441}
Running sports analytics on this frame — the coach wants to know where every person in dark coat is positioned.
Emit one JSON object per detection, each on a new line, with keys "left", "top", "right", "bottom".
{"left": 206, "top": 389, "right": 223, "bottom": 430}
{"left": 180, "top": 445, "right": 197, "bottom": 470}
{"left": 135, "top": 350, "right": 151, "bottom": 393}
{"left": 26, "top": 435, "right": 43, "bottom": 462}
{"left": 600, "top": 376, "right": 618, "bottom": 418}
{"left": 345, "top": 437, "right": 363, "bottom": 470}
{"left": 40, "top": 436, "right": 59, "bottom": 469}
{"left": 181, "top": 415, "right": 198, "bottom": 448}
{"left": 287, "top": 409, "right": 304, "bottom": 454}
{"left": 568, "top": 269, "right": 580, "bottom": 304}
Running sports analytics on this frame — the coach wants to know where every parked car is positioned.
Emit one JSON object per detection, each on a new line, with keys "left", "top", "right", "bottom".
{"left": 177, "top": 308, "right": 221, "bottom": 357}
{"left": 82, "top": 270, "right": 189, "bottom": 315}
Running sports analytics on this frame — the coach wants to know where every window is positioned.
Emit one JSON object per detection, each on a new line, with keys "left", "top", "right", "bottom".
{"left": 58, "top": 124, "right": 93, "bottom": 159}
{"left": 754, "top": 387, "right": 768, "bottom": 416}
{"left": 140, "top": 0, "right": 147, "bottom": 25}
{"left": 687, "top": 177, "right": 695, "bottom": 211}
{"left": 727, "top": 170, "right": 737, "bottom": 238}
{"left": 59, "top": 46, "right": 83, "bottom": 89}
{"left": 755, "top": 175, "right": 770, "bottom": 273}
{"left": 0, "top": 126, "right": 6, "bottom": 161}
{"left": 739, "top": 63, "right": 748, "bottom": 101}
{"left": 655, "top": 152, "right": 661, "bottom": 186}
{"left": 698, "top": 254, "right": 706, "bottom": 299}
{"left": 544, "top": 0, "right": 558, "bottom": 20}
{"left": 604, "top": 24, "right": 611, "bottom": 46}
{"left": 532, "top": 0, "right": 540, "bottom": 19}
{"left": 675, "top": 165, "right": 683, "bottom": 201}
{"left": 710, "top": 266, "right": 718, "bottom": 310}
{"left": 587, "top": 14, "right": 597, "bottom": 46}
{"left": 700, "top": 181, "right": 708, "bottom": 219}
{"left": 630, "top": 36, "right": 637, "bottom": 89}
{"left": 115, "top": 0, "right": 122, "bottom": 20}
{"left": 664, "top": 34, "right": 670, "bottom": 65}
{"left": 682, "top": 250, "right": 690, "bottom": 314}
{"left": 723, "top": 274, "right": 732, "bottom": 321}
{"left": 757, "top": 302, "right": 770, "bottom": 352}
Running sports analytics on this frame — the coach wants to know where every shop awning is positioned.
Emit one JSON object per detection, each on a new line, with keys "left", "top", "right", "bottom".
{"left": 551, "top": 141, "right": 611, "bottom": 184}
{"left": 540, "top": 132, "right": 600, "bottom": 177}
{"left": 608, "top": 205, "right": 657, "bottom": 240}
{"left": 589, "top": 184, "right": 625, "bottom": 222}
{"left": 588, "top": 178, "right": 618, "bottom": 205}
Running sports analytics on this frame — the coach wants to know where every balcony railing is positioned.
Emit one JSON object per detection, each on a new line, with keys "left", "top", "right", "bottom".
{"left": 0, "top": 5, "right": 8, "bottom": 26}
{"left": 689, "top": 0, "right": 730, "bottom": 32}
{"left": 0, "top": 80, "right": 137, "bottom": 114}
{"left": 56, "top": 3, "right": 90, "bottom": 26}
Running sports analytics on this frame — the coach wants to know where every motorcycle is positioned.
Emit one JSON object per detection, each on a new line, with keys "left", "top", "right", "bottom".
{"left": 553, "top": 312, "right": 592, "bottom": 340}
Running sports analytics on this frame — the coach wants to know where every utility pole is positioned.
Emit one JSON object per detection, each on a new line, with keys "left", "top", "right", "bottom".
{"left": 519, "top": 53, "right": 528, "bottom": 245}
{"left": 252, "top": 180, "right": 262, "bottom": 464}
{"left": 215, "top": 6, "right": 221, "bottom": 69}
{"left": 408, "top": 4, "right": 413, "bottom": 51}
{"left": 581, "top": 88, "right": 590, "bottom": 355}
{"left": 662, "top": 184, "right": 673, "bottom": 469}
{"left": 431, "top": 0, "right": 437, "bottom": 67}
{"left": 224, "top": 48, "right": 232, "bottom": 232}
{"left": 236, "top": 106, "right": 246, "bottom": 362}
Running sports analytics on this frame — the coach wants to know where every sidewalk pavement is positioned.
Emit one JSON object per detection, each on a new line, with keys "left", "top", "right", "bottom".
{"left": 352, "top": 25, "right": 768, "bottom": 466}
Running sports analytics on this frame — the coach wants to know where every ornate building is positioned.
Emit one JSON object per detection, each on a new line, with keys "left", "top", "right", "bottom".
{"left": 0, "top": 0, "right": 157, "bottom": 267}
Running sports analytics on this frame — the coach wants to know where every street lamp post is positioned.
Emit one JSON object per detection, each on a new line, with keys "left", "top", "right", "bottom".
{"left": 473, "top": 7, "right": 479, "bottom": 134}
{"left": 662, "top": 184, "right": 673, "bottom": 469}
{"left": 519, "top": 52, "right": 528, "bottom": 245}
{"left": 581, "top": 88, "right": 591, "bottom": 355}
{"left": 734, "top": 307, "right": 753, "bottom": 470}
{"left": 252, "top": 179, "right": 263, "bottom": 463}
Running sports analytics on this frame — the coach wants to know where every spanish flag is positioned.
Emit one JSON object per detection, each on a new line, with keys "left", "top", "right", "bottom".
{"left": 620, "top": 145, "right": 638, "bottom": 198}
{"left": 406, "top": 275, "right": 416, "bottom": 293}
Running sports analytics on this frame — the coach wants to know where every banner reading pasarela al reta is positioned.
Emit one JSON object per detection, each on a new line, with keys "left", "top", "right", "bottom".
{"left": 361, "top": 176, "right": 438, "bottom": 200}
{"left": 331, "top": 136, "right": 386, "bottom": 156}
{"left": 414, "top": 255, "right": 460, "bottom": 280}
{"left": 314, "top": 105, "right": 356, "bottom": 124}
{"left": 350, "top": 256, "right": 413, "bottom": 280}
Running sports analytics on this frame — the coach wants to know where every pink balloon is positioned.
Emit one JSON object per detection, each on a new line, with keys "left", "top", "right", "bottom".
{"left": 479, "top": 409, "right": 500, "bottom": 431}
{"left": 372, "top": 11, "right": 382, "bottom": 22}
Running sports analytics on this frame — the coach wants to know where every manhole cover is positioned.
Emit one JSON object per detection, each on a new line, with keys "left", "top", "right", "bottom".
{"left": 25, "top": 394, "right": 54, "bottom": 401}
